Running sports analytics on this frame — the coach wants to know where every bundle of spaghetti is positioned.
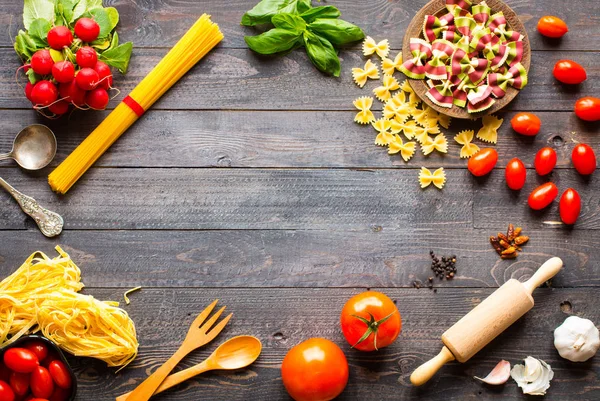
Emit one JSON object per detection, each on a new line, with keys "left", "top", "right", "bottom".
{"left": 0, "top": 246, "right": 139, "bottom": 368}
{"left": 49, "top": 14, "right": 223, "bottom": 194}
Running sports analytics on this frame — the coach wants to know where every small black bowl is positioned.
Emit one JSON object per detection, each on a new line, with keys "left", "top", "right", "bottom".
{"left": 0, "top": 334, "right": 77, "bottom": 401}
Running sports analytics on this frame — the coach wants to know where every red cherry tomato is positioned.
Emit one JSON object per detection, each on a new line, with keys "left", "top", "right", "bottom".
{"left": 537, "top": 16, "right": 568, "bottom": 38}
{"left": 468, "top": 148, "right": 498, "bottom": 177}
{"left": 8, "top": 372, "right": 29, "bottom": 397}
{"left": 47, "top": 361, "right": 71, "bottom": 390}
{"left": 575, "top": 97, "right": 600, "bottom": 122}
{"left": 49, "top": 385, "right": 71, "bottom": 401}
{"left": 24, "top": 342, "right": 49, "bottom": 364}
{"left": 553, "top": 60, "right": 587, "bottom": 84}
{"left": 534, "top": 147, "right": 557, "bottom": 176}
{"left": 571, "top": 144, "right": 596, "bottom": 175}
{"left": 281, "top": 338, "right": 348, "bottom": 401}
{"left": 560, "top": 188, "right": 581, "bottom": 225}
{"left": 30, "top": 367, "right": 53, "bottom": 399}
{"left": 510, "top": 112, "right": 541, "bottom": 136}
{"left": 528, "top": 182, "right": 558, "bottom": 210}
{"left": 505, "top": 158, "right": 527, "bottom": 190}
{"left": 3, "top": 349, "right": 39, "bottom": 374}
{"left": 0, "top": 363, "right": 9, "bottom": 383}
{"left": 0, "top": 380, "right": 15, "bottom": 401}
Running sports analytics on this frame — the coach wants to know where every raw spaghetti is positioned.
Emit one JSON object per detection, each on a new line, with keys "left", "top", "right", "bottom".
{"left": 49, "top": 14, "right": 224, "bottom": 194}
{"left": 0, "top": 246, "right": 138, "bottom": 368}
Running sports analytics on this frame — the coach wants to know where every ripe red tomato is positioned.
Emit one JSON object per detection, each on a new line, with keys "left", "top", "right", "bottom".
{"left": 49, "top": 385, "right": 71, "bottom": 401}
{"left": 30, "top": 367, "right": 53, "bottom": 399}
{"left": 8, "top": 372, "right": 29, "bottom": 396}
{"left": 505, "top": 158, "right": 527, "bottom": 190}
{"left": 3, "top": 349, "right": 38, "bottom": 374}
{"left": 537, "top": 16, "right": 568, "bottom": 38}
{"left": 528, "top": 182, "right": 558, "bottom": 210}
{"left": 510, "top": 112, "right": 541, "bottom": 136}
{"left": 571, "top": 144, "right": 596, "bottom": 175}
{"left": 553, "top": 60, "right": 587, "bottom": 84}
{"left": 24, "top": 343, "right": 49, "bottom": 365}
{"left": 281, "top": 338, "right": 348, "bottom": 401}
{"left": 0, "top": 363, "right": 9, "bottom": 383}
{"left": 47, "top": 361, "right": 71, "bottom": 390}
{"left": 0, "top": 380, "right": 15, "bottom": 401}
{"left": 340, "top": 291, "right": 401, "bottom": 352}
{"left": 575, "top": 97, "right": 600, "bottom": 122}
{"left": 560, "top": 188, "right": 581, "bottom": 225}
{"left": 468, "top": 148, "right": 498, "bottom": 177}
{"left": 534, "top": 147, "right": 557, "bottom": 176}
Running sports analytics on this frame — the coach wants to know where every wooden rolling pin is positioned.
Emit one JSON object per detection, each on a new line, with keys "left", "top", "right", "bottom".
{"left": 410, "top": 257, "right": 563, "bottom": 386}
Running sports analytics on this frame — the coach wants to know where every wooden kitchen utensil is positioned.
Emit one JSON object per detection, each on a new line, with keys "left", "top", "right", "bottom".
{"left": 116, "top": 336, "right": 262, "bottom": 401}
{"left": 124, "top": 300, "right": 232, "bottom": 401}
{"left": 410, "top": 257, "right": 563, "bottom": 386}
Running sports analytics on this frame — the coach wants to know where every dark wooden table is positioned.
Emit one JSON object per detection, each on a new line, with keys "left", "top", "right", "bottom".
{"left": 1, "top": 1, "right": 599, "bottom": 400}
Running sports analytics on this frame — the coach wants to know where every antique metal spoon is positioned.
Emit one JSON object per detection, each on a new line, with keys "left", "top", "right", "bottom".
{"left": 0, "top": 125, "right": 63, "bottom": 237}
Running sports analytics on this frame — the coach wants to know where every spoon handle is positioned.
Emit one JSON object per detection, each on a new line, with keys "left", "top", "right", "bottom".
{"left": 0, "top": 152, "right": 12, "bottom": 161}
{"left": 0, "top": 177, "right": 64, "bottom": 237}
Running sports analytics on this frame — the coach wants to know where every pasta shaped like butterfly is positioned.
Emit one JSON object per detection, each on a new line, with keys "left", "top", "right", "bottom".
{"left": 454, "top": 130, "right": 480, "bottom": 158}
{"left": 373, "top": 118, "right": 394, "bottom": 146}
{"left": 353, "top": 96, "right": 376, "bottom": 124}
{"left": 388, "top": 135, "right": 417, "bottom": 161}
{"left": 393, "top": 119, "right": 419, "bottom": 140}
{"left": 476, "top": 114, "right": 503, "bottom": 144}
{"left": 421, "top": 133, "right": 448, "bottom": 155}
{"left": 363, "top": 36, "right": 390, "bottom": 59}
{"left": 438, "top": 113, "right": 451, "bottom": 129}
{"left": 373, "top": 74, "right": 400, "bottom": 102}
{"left": 383, "top": 94, "right": 414, "bottom": 123}
{"left": 419, "top": 167, "right": 446, "bottom": 189}
{"left": 352, "top": 59, "right": 380, "bottom": 88}
{"left": 381, "top": 52, "right": 403, "bottom": 75}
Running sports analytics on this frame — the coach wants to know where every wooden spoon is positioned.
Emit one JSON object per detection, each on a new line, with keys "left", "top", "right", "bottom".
{"left": 116, "top": 336, "right": 262, "bottom": 401}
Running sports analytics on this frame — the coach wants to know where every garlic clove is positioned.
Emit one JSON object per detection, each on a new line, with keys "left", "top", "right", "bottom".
{"left": 474, "top": 360, "right": 511, "bottom": 385}
{"left": 523, "top": 356, "right": 542, "bottom": 381}
{"left": 511, "top": 356, "right": 554, "bottom": 396}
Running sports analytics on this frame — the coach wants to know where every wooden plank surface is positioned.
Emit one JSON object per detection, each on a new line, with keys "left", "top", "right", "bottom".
{"left": 0, "top": 49, "right": 598, "bottom": 111}
{"left": 0, "top": 0, "right": 599, "bottom": 51}
{"left": 60, "top": 287, "right": 599, "bottom": 401}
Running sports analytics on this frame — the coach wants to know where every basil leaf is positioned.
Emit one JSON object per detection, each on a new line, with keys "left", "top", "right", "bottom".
{"left": 300, "top": 6, "right": 340, "bottom": 23}
{"left": 303, "top": 30, "right": 340, "bottom": 77}
{"left": 86, "top": 8, "right": 112, "bottom": 39}
{"left": 308, "top": 18, "right": 365, "bottom": 46}
{"left": 14, "top": 30, "right": 38, "bottom": 61}
{"left": 245, "top": 28, "right": 303, "bottom": 55}
{"left": 99, "top": 41, "right": 133, "bottom": 73}
{"left": 28, "top": 18, "right": 51, "bottom": 47}
{"left": 241, "top": 0, "right": 310, "bottom": 26}
{"left": 271, "top": 13, "right": 306, "bottom": 32}
{"left": 23, "top": 0, "right": 55, "bottom": 30}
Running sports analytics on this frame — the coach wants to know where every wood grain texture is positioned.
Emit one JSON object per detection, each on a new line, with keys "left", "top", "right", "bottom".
{"left": 0, "top": 168, "right": 473, "bottom": 230}
{"left": 0, "top": 111, "right": 596, "bottom": 169}
{"left": 0, "top": 0, "right": 598, "bottom": 51}
{"left": 58, "top": 288, "right": 599, "bottom": 401}
{"left": 0, "top": 229, "right": 597, "bottom": 288}
{"left": 0, "top": 49, "right": 598, "bottom": 111}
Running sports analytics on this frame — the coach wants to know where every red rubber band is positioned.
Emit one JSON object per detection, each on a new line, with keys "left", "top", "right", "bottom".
{"left": 123, "top": 95, "right": 145, "bottom": 117}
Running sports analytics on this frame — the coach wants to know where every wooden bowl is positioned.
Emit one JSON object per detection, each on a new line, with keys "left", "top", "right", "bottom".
{"left": 402, "top": 0, "right": 530, "bottom": 119}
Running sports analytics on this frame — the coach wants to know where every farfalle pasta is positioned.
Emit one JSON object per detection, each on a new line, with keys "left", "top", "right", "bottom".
{"left": 353, "top": 96, "right": 376, "bottom": 124}
{"left": 382, "top": 52, "right": 403, "bottom": 75}
{"left": 352, "top": 59, "right": 380, "bottom": 88}
{"left": 373, "top": 74, "right": 400, "bottom": 102}
{"left": 454, "top": 130, "right": 480, "bottom": 158}
{"left": 419, "top": 167, "right": 446, "bottom": 189}
{"left": 363, "top": 36, "right": 390, "bottom": 59}
{"left": 421, "top": 133, "right": 448, "bottom": 155}
{"left": 477, "top": 114, "right": 503, "bottom": 143}
{"left": 373, "top": 118, "right": 394, "bottom": 146}
{"left": 388, "top": 135, "right": 417, "bottom": 161}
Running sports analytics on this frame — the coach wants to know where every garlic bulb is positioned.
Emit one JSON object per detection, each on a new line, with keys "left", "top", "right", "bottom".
{"left": 510, "top": 356, "right": 554, "bottom": 395}
{"left": 554, "top": 316, "right": 600, "bottom": 362}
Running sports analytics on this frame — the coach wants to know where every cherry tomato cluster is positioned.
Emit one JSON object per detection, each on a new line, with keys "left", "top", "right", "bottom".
{"left": 0, "top": 341, "right": 73, "bottom": 401}
{"left": 23, "top": 17, "right": 114, "bottom": 117}
{"left": 281, "top": 291, "right": 401, "bottom": 401}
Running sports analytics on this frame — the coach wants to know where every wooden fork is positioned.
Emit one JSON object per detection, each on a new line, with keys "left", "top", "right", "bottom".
{"left": 123, "top": 299, "right": 232, "bottom": 401}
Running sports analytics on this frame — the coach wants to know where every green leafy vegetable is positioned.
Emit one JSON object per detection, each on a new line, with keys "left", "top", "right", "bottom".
{"left": 72, "top": 0, "right": 103, "bottom": 22}
{"left": 14, "top": 30, "right": 38, "bottom": 60}
{"left": 300, "top": 6, "right": 340, "bottom": 23}
{"left": 87, "top": 7, "right": 112, "bottom": 38}
{"left": 26, "top": 68, "right": 40, "bottom": 84}
{"left": 105, "top": 7, "right": 120, "bottom": 32}
{"left": 28, "top": 18, "right": 51, "bottom": 47}
{"left": 99, "top": 41, "right": 133, "bottom": 73}
{"left": 241, "top": 0, "right": 310, "bottom": 26}
{"left": 245, "top": 28, "right": 303, "bottom": 55}
{"left": 55, "top": 0, "right": 79, "bottom": 25}
{"left": 303, "top": 30, "right": 340, "bottom": 77}
{"left": 23, "top": 0, "right": 55, "bottom": 30}
{"left": 308, "top": 18, "right": 365, "bottom": 46}
{"left": 271, "top": 13, "right": 306, "bottom": 32}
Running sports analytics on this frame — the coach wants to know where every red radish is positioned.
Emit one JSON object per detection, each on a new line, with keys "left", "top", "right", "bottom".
{"left": 47, "top": 26, "right": 73, "bottom": 50}
{"left": 30, "top": 50, "right": 54, "bottom": 75}
{"left": 75, "top": 68, "right": 100, "bottom": 90}
{"left": 74, "top": 18, "right": 100, "bottom": 42}
{"left": 94, "top": 61, "right": 113, "bottom": 89}
{"left": 85, "top": 87, "right": 109, "bottom": 110}
{"left": 24, "top": 82, "right": 35, "bottom": 101}
{"left": 52, "top": 61, "right": 75, "bottom": 83}
{"left": 48, "top": 100, "right": 70, "bottom": 115}
{"left": 59, "top": 80, "right": 86, "bottom": 106}
{"left": 76, "top": 46, "right": 98, "bottom": 68}
{"left": 31, "top": 81, "right": 58, "bottom": 106}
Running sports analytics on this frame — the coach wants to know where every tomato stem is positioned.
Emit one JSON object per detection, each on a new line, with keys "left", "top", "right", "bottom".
{"left": 350, "top": 310, "right": 397, "bottom": 351}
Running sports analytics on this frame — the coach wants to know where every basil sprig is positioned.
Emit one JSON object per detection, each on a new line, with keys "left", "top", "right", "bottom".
{"left": 242, "top": 0, "right": 364, "bottom": 77}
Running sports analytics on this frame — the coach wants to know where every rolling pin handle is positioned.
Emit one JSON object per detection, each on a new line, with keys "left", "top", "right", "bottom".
{"left": 523, "top": 257, "right": 563, "bottom": 294}
{"left": 410, "top": 346, "right": 455, "bottom": 386}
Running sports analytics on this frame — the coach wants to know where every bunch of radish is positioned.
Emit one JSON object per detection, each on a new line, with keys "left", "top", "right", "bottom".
{"left": 22, "top": 18, "right": 115, "bottom": 117}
